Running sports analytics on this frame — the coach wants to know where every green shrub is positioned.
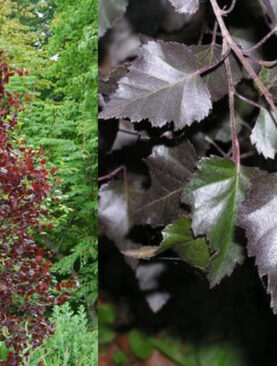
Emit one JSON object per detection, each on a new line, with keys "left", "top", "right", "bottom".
{"left": 25, "top": 303, "right": 97, "bottom": 366}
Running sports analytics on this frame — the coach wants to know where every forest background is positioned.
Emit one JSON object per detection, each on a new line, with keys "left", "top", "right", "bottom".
{"left": 0, "top": 0, "right": 98, "bottom": 364}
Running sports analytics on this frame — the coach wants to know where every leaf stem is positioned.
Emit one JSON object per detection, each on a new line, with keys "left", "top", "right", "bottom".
{"left": 209, "top": 0, "right": 277, "bottom": 117}
{"left": 195, "top": 47, "right": 230, "bottom": 76}
{"left": 244, "top": 26, "right": 277, "bottom": 53}
{"left": 223, "top": 39, "right": 240, "bottom": 170}
{"left": 222, "top": 0, "right": 237, "bottom": 15}
{"left": 205, "top": 135, "right": 228, "bottom": 157}
{"left": 235, "top": 92, "right": 266, "bottom": 111}
{"left": 243, "top": 54, "right": 277, "bottom": 67}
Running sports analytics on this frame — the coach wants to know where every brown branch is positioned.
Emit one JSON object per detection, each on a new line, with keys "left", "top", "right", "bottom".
{"left": 195, "top": 47, "right": 231, "bottom": 76}
{"left": 98, "top": 164, "right": 125, "bottom": 182}
{"left": 205, "top": 135, "right": 228, "bottom": 157}
{"left": 223, "top": 39, "right": 240, "bottom": 170}
{"left": 235, "top": 92, "right": 266, "bottom": 111}
{"left": 244, "top": 54, "right": 277, "bottom": 67}
{"left": 222, "top": 0, "right": 237, "bottom": 15}
{"left": 245, "top": 26, "right": 277, "bottom": 53}
{"left": 209, "top": 0, "right": 277, "bottom": 117}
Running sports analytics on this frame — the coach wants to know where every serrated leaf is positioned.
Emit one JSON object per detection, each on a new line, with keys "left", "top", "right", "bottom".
{"left": 238, "top": 173, "right": 277, "bottom": 314}
{"left": 98, "top": 0, "right": 128, "bottom": 38}
{"left": 168, "top": 0, "right": 199, "bottom": 14}
{"left": 99, "top": 141, "right": 196, "bottom": 252}
{"left": 132, "top": 141, "right": 197, "bottom": 227}
{"left": 251, "top": 108, "right": 277, "bottom": 159}
{"left": 100, "top": 41, "right": 212, "bottom": 129}
{"left": 124, "top": 216, "right": 210, "bottom": 269}
{"left": 192, "top": 44, "right": 242, "bottom": 102}
{"left": 98, "top": 174, "right": 143, "bottom": 263}
{"left": 159, "top": 216, "right": 210, "bottom": 269}
{"left": 184, "top": 157, "right": 255, "bottom": 287}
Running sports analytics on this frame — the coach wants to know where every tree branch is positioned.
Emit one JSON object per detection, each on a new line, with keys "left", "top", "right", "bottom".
{"left": 223, "top": 39, "right": 240, "bottom": 170}
{"left": 245, "top": 26, "right": 277, "bottom": 53}
{"left": 209, "top": 0, "right": 277, "bottom": 117}
{"left": 222, "top": 0, "right": 237, "bottom": 15}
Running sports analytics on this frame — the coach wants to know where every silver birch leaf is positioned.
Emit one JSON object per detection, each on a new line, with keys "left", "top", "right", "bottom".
{"left": 238, "top": 173, "right": 277, "bottom": 314}
{"left": 250, "top": 108, "right": 277, "bottom": 159}
{"left": 168, "top": 0, "right": 199, "bottom": 14}
{"left": 100, "top": 40, "right": 212, "bottom": 130}
{"left": 99, "top": 0, "right": 128, "bottom": 38}
{"left": 184, "top": 157, "right": 256, "bottom": 287}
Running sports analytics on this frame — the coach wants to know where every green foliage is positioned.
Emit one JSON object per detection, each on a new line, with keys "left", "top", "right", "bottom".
{"left": 99, "top": 303, "right": 247, "bottom": 365}
{"left": 25, "top": 303, "right": 97, "bottom": 366}
{"left": 184, "top": 157, "right": 255, "bottom": 286}
{"left": 11, "top": 0, "right": 99, "bottom": 307}
{"left": 99, "top": 303, "right": 117, "bottom": 348}
{"left": 129, "top": 330, "right": 153, "bottom": 360}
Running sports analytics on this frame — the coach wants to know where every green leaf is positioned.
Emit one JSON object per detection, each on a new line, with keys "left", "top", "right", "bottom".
{"left": 158, "top": 216, "right": 209, "bottom": 269}
{"left": 199, "top": 342, "right": 246, "bottom": 366}
{"left": 250, "top": 108, "right": 277, "bottom": 159}
{"left": 238, "top": 172, "right": 277, "bottom": 314}
{"left": 124, "top": 216, "right": 209, "bottom": 270}
{"left": 100, "top": 41, "right": 212, "bottom": 130}
{"left": 184, "top": 157, "right": 255, "bottom": 287}
{"left": 129, "top": 330, "right": 153, "bottom": 360}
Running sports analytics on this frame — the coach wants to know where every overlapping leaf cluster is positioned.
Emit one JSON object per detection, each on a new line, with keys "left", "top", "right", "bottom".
{"left": 99, "top": 0, "right": 277, "bottom": 315}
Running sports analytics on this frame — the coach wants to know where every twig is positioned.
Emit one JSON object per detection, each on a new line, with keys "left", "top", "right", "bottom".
{"left": 209, "top": 0, "right": 277, "bottom": 117}
{"left": 235, "top": 92, "right": 266, "bottom": 111}
{"left": 245, "top": 26, "right": 277, "bottom": 53}
{"left": 222, "top": 0, "right": 237, "bottom": 15}
{"left": 223, "top": 39, "right": 240, "bottom": 170}
{"left": 98, "top": 165, "right": 125, "bottom": 182}
{"left": 195, "top": 48, "right": 231, "bottom": 76}
{"left": 211, "top": 20, "right": 218, "bottom": 56}
{"left": 244, "top": 54, "right": 277, "bottom": 67}
{"left": 205, "top": 135, "right": 228, "bottom": 157}
{"left": 240, "top": 151, "right": 256, "bottom": 159}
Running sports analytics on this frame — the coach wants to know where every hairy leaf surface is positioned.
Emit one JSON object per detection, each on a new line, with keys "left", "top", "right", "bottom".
{"left": 100, "top": 41, "right": 212, "bottom": 129}
{"left": 251, "top": 108, "right": 277, "bottom": 159}
{"left": 184, "top": 157, "right": 255, "bottom": 287}
{"left": 192, "top": 44, "right": 242, "bottom": 102}
{"left": 168, "top": 0, "right": 199, "bottom": 14}
{"left": 239, "top": 173, "right": 277, "bottom": 314}
{"left": 99, "top": 0, "right": 128, "bottom": 38}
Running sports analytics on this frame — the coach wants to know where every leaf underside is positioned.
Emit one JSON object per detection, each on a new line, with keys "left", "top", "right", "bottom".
{"left": 98, "top": 0, "right": 128, "bottom": 38}
{"left": 251, "top": 108, "right": 277, "bottom": 159}
{"left": 168, "top": 0, "right": 199, "bottom": 14}
{"left": 239, "top": 173, "right": 277, "bottom": 314}
{"left": 184, "top": 157, "right": 255, "bottom": 287}
{"left": 100, "top": 40, "right": 212, "bottom": 130}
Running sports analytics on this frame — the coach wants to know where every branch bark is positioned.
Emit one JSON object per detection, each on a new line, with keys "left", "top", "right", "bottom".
{"left": 223, "top": 40, "right": 240, "bottom": 170}
{"left": 209, "top": 0, "right": 277, "bottom": 117}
